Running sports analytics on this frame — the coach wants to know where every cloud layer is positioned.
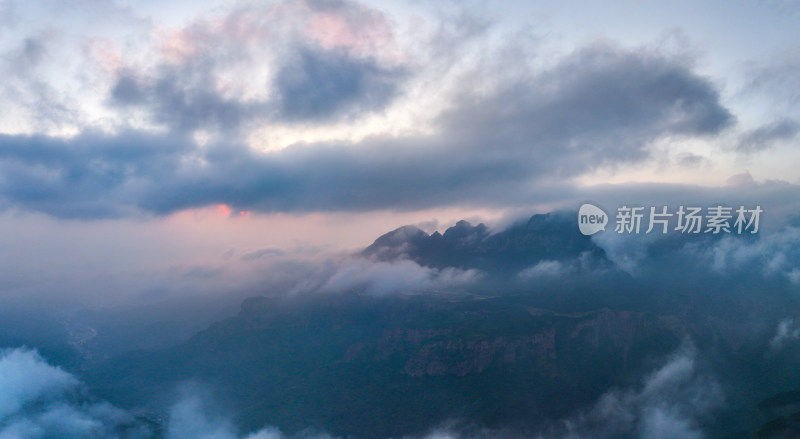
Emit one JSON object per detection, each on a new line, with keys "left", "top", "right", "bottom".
{"left": 0, "top": 40, "right": 733, "bottom": 218}
{"left": 0, "top": 343, "right": 728, "bottom": 439}
{"left": 542, "top": 343, "right": 722, "bottom": 439}
{"left": 0, "top": 348, "right": 151, "bottom": 438}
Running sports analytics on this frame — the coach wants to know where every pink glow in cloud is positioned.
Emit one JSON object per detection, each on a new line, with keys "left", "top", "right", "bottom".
{"left": 304, "top": 6, "right": 398, "bottom": 60}
{"left": 217, "top": 203, "right": 232, "bottom": 216}
{"left": 85, "top": 38, "right": 123, "bottom": 73}
{"left": 148, "top": 0, "right": 400, "bottom": 67}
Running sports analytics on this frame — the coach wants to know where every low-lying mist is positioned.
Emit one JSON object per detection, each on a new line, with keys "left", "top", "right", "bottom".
{"left": 2, "top": 209, "right": 800, "bottom": 438}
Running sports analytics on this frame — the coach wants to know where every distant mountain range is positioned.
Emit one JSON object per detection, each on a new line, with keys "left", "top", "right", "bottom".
{"left": 71, "top": 213, "right": 800, "bottom": 438}
{"left": 362, "top": 213, "right": 608, "bottom": 273}
{"left": 87, "top": 293, "right": 692, "bottom": 438}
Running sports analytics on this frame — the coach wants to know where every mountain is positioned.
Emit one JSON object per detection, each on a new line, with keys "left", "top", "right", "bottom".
{"left": 75, "top": 213, "right": 800, "bottom": 438}
{"left": 362, "top": 212, "right": 609, "bottom": 274}
{"left": 86, "top": 293, "right": 693, "bottom": 438}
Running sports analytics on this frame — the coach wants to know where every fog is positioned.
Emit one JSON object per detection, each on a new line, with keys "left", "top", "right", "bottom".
{"left": 0, "top": 345, "right": 731, "bottom": 439}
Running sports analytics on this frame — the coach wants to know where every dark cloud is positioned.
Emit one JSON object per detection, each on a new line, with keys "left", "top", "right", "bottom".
{"left": 107, "top": 0, "right": 405, "bottom": 132}
{"left": 735, "top": 118, "right": 800, "bottom": 152}
{"left": 439, "top": 44, "right": 732, "bottom": 178}
{"left": 109, "top": 47, "right": 402, "bottom": 131}
{"left": 275, "top": 47, "right": 403, "bottom": 120}
{"left": 676, "top": 152, "right": 708, "bottom": 168}
{"left": 3, "top": 45, "right": 733, "bottom": 218}
{"left": 0, "top": 131, "right": 193, "bottom": 218}
{"left": 20, "top": 37, "right": 46, "bottom": 66}
{"left": 109, "top": 67, "right": 271, "bottom": 133}
{"left": 241, "top": 248, "right": 286, "bottom": 261}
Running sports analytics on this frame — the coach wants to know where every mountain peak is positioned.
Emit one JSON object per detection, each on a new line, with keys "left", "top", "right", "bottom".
{"left": 362, "top": 225, "right": 429, "bottom": 260}
{"left": 360, "top": 213, "right": 606, "bottom": 274}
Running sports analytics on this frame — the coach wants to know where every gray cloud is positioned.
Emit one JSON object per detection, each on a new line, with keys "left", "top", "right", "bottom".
{"left": 275, "top": 47, "right": 403, "bottom": 121}
{"left": 110, "top": 68, "right": 270, "bottom": 133}
{"left": 0, "top": 347, "right": 332, "bottom": 439}
{"left": 692, "top": 225, "right": 800, "bottom": 283}
{"left": 0, "top": 347, "right": 152, "bottom": 438}
{"left": 566, "top": 177, "right": 800, "bottom": 278}
{"left": 735, "top": 118, "right": 800, "bottom": 152}
{"left": 746, "top": 48, "right": 800, "bottom": 105}
{"left": 676, "top": 152, "right": 708, "bottom": 168}
{"left": 546, "top": 343, "right": 722, "bottom": 439}
{"left": 769, "top": 318, "right": 800, "bottom": 352}
{"left": 241, "top": 248, "right": 287, "bottom": 261}
{"left": 0, "top": 131, "right": 193, "bottom": 218}
{"left": 164, "top": 385, "right": 321, "bottom": 439}
{"left": 319, "top": 258, "right": 481, "bottom": 295}
{"left": 109, "top": 46, "right": 403, "bottom": 132}
{"left": 429, "top": 44, "right": 733, "bottom": 187}
{"left": 0, "top": 33, "right": 80, "bottom": 131}
{"left": 440, "top": 44, "right": 732, "bottom": 174}
{"left": 107, "top": 0, "right": 405, "bottom": 132}
{"left": 0, "top": 347, "right": 525, "bottom": 439}
{"left": 0, "top": 44, "right": 733, "bottom": 218}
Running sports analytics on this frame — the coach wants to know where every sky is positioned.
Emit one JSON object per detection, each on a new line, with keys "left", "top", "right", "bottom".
{"left": 1, "top": 0, "right": 799, "bottom": 308}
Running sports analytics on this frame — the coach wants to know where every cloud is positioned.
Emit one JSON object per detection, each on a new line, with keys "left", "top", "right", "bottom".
{"left": 735, "top": 118, "right": 800, "bottom": 152}
{"left": 726, "top": 171, "right": 757, "bottom": 187}
{"left": 164, "top": 387, "right": 248, "bottom": 439}
{"left": 275, "top": 46, "right": 403, "bottom": 121}
{"left": 0, "top": 33, "right": 81, "bottom": 132}
{"left": 440, "top": 44, "right": 732, "bottom": 174}
{"left": 769, "top": 318, "right": 800, "bottom": 352}
{"left": 692, "top": 225, "right": 800, "bottom": 283}
{"left": 0, "top": 347, "right": 320, "bottom": 439}
{"left": 746, "top": 47, "right": 800, "bottom": 106}
{"left": 0, "top": 41, "right": 733, "bottom": 219}
{"left": 548, "top": 342, "right": 723, "bottom": 439}
{"left": 241, "top": 248, "right": 287, "bottom": 261}
{"left": 589, "top": 210, "right": 800, "bottom": 281}
{"left": 517, "top": 260, "right": 566, "bottom": 279}
{"left": 1, "top": 348, "right": 511, "bottom": 439}
{"left": 106, "top": 0, "right": 405, "bottom": 132}
{"left": 0, "top": 347, "right": 152, "bottom": 438}
{"left": 0, "top": 348, "right": 78, "bottom": 419}
{"left": 675, "top": 152, "right": 708, "bottom": 168}
{"left": 320, "top": 258, "right": 481, "bottom": 296}
{"left": 0, "top": 130, "right": 194, "bottom": 218}
{"left": 109, "top": 68, "right": 271, "bottom": 134}
{"left": 109, "top": 44, "right": 403, "bottom": 131}
{"left": 165, "top": 386, "right": 336, "bottom": 439}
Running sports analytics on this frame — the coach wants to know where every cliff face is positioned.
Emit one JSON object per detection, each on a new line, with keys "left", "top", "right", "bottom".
{"left": 86, "top": 293, "right": 699, "bottom": 438}
{"left": 345, "top": 327, "right": 556, "bottom": 377}
{"left": 336, "top": 307, "right": 686, "bottom": 380}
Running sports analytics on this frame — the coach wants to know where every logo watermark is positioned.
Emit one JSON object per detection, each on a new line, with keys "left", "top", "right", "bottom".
{"left": 578, "top": 203, "right": 762, "bottom": 236}
{"left": 578, "top": 203, "right": 608, "bottom": 236}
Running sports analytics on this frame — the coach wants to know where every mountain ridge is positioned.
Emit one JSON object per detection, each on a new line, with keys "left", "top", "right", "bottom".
{"left": 362, "top": 213, "right": 608, "bottom": 274}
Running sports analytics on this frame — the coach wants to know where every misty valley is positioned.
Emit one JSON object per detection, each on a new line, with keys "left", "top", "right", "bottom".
{"left": 2, "top": 213, "right": 800, "bottom": 438}
{"left": 1, "top": 2, "right": 799, "bottom": 437}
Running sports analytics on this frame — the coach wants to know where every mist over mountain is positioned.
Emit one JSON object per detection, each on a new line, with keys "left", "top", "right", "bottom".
{"left": 0, "top": 211, "right": 789, "bottom": 438}
{"left": 362, "top": 213, "right": 608, "bottom": 274}
{"left": 2, "top": 0, "right": 800, "bottom": 437}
